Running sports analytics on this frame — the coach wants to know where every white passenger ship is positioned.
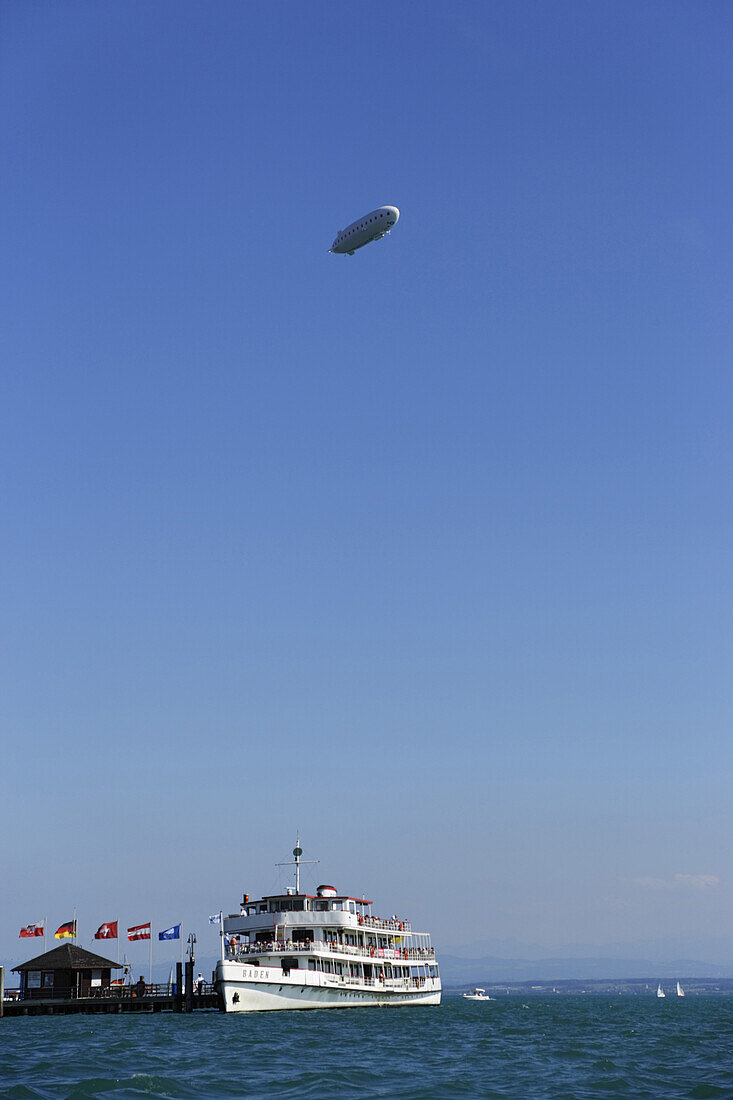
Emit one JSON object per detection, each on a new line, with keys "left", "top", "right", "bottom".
{"left": 215, "top": 843, "right": 441, "bottom": 1012}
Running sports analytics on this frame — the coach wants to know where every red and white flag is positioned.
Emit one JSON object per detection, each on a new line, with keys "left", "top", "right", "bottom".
{"left": 95, "top": 921, "right": 118, "bottom": 940}
{"left": 19, "top": 922, "right": 44, "bottom": 938}
{"left": 127, "top": 922, "right": 151, "bottom": 941}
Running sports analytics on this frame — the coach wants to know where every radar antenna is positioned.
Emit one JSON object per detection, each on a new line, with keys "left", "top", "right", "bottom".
{"left": 276, "top": 832, "right": 319, "bottom": 895}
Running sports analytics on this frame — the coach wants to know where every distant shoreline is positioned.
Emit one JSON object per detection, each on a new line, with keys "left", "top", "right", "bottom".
{"left": 446, "top": 978, "right": 733, "bottom": 995}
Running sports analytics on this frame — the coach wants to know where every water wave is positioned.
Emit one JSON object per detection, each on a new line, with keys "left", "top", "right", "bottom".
{"left": 1, "top": 995, "right": 731, "bottom": 1098}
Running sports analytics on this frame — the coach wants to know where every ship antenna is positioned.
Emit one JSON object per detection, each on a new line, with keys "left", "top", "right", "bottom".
{"left": 276, "top": 831, "right": 319, "bottom": 894}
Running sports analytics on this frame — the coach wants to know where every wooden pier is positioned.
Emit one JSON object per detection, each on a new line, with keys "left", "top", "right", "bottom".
{"left": 2, "top": 984, "right": 221, "bottom": 1018}
{"left": 1, "top": 962, "right": 221, "bottom": 1019}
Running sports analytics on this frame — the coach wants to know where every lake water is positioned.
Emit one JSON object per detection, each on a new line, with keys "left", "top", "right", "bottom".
{"left": 1, "top": 994, "right": 731, "bottom": 1098}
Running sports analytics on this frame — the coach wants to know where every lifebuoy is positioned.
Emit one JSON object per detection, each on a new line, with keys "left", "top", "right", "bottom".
{"left": 358, "top": 914, "right": 363, "bottom": 926}
{"left": 370, "top": 946, "right": 375, "bottom": 957}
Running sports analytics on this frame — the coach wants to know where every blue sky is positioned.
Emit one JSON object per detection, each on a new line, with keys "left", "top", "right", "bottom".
{"left": 2, "top": 0, "right": 732, "bottom": 967}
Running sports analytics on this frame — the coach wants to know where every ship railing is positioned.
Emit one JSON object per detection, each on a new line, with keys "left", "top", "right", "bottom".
{"left": 330, "top": 975, "right": 375, "bottom": 988}
{"left": 227, "top": 940, "right": 434, "bottom": 962}
{"left": 312, "top": 940, "right": 433, "bottom": 961}
{"left": 324, "top": 975, "right": 430, "bottom": 991}
{"left": 361, "top": 916, "right": 411, "bottom": 933}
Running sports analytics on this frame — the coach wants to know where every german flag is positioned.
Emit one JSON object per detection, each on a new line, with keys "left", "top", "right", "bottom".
{"left": 54, "top": 920, "right": 76, "bottom": 939}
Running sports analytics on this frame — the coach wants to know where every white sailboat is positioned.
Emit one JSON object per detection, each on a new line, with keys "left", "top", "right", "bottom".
{"left": 657, "top": 984, "right": 665, "bottom": 998}
{"left": 676, "top": 981, "right": 685, "bottom": 997}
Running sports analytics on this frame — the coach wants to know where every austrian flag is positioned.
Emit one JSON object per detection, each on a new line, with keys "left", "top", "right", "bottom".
{"left": 95, "top": 921, "right": 118, "bottom": 940}
{"left": 127, "top": 922, "right": 151, "bottom": 941}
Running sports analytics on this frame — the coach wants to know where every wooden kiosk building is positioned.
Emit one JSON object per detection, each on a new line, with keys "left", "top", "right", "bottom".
{"left": 13, "top": 943, "right": 120, "bottom": 1000}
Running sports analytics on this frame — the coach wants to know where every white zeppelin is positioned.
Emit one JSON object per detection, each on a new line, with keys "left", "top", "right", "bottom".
{"left": 330, "top": 206, "right": 400, "bottom": 255}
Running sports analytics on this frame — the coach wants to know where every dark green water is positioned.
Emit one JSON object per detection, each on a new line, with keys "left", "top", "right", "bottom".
{"left": 2, "top": 994, "right": 731, "bottom": 1098}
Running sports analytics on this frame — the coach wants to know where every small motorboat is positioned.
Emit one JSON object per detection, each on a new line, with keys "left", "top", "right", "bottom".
{"left": 463, "top": 987, "right": 491, "bottom": 1000}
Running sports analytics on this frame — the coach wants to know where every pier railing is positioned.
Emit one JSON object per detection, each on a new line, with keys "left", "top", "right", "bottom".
{"left": 66, "top": 982, "right": 215, "bottom": 1001}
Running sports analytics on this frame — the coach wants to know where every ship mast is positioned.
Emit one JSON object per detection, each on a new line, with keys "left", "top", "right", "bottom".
{"left": 276, "top": 833, "right": 319, "bottom": 894}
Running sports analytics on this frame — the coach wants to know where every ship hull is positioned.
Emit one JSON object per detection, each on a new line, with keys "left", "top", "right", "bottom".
{"left": 216, "top": 961, "right": 441, "bottom": 1012}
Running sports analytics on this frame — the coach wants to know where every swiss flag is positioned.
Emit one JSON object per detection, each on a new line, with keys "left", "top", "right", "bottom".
{"left": 95, "top": 921, "right": 118, "bottom": 940}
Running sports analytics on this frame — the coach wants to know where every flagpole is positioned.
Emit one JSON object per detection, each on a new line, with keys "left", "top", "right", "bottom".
{"left": 116, "top": 919, "right": 119, "bottom": 966}
{"left": 73, "top": 906, "right": 77, "bottom": 944}
{"left": 149, "top": 925, "right": 152, "bottom": 986}
{"left": 44, "top": 915, "right": 47, "bottom": 954}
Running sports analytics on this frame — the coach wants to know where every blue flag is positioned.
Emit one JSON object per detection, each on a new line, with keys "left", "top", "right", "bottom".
{"left": 158, "top": 924, "right": 181, "bottom": 941}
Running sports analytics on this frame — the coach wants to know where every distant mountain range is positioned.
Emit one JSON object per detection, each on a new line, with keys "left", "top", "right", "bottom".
{"left": 438, "top": 954, "right": 733, "bottom": 984}
{"left": 435, "top": 936, "right": 733, "bottom": 983}
{"left": 438, "top": 935, "right": 733, "bottom": 962}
